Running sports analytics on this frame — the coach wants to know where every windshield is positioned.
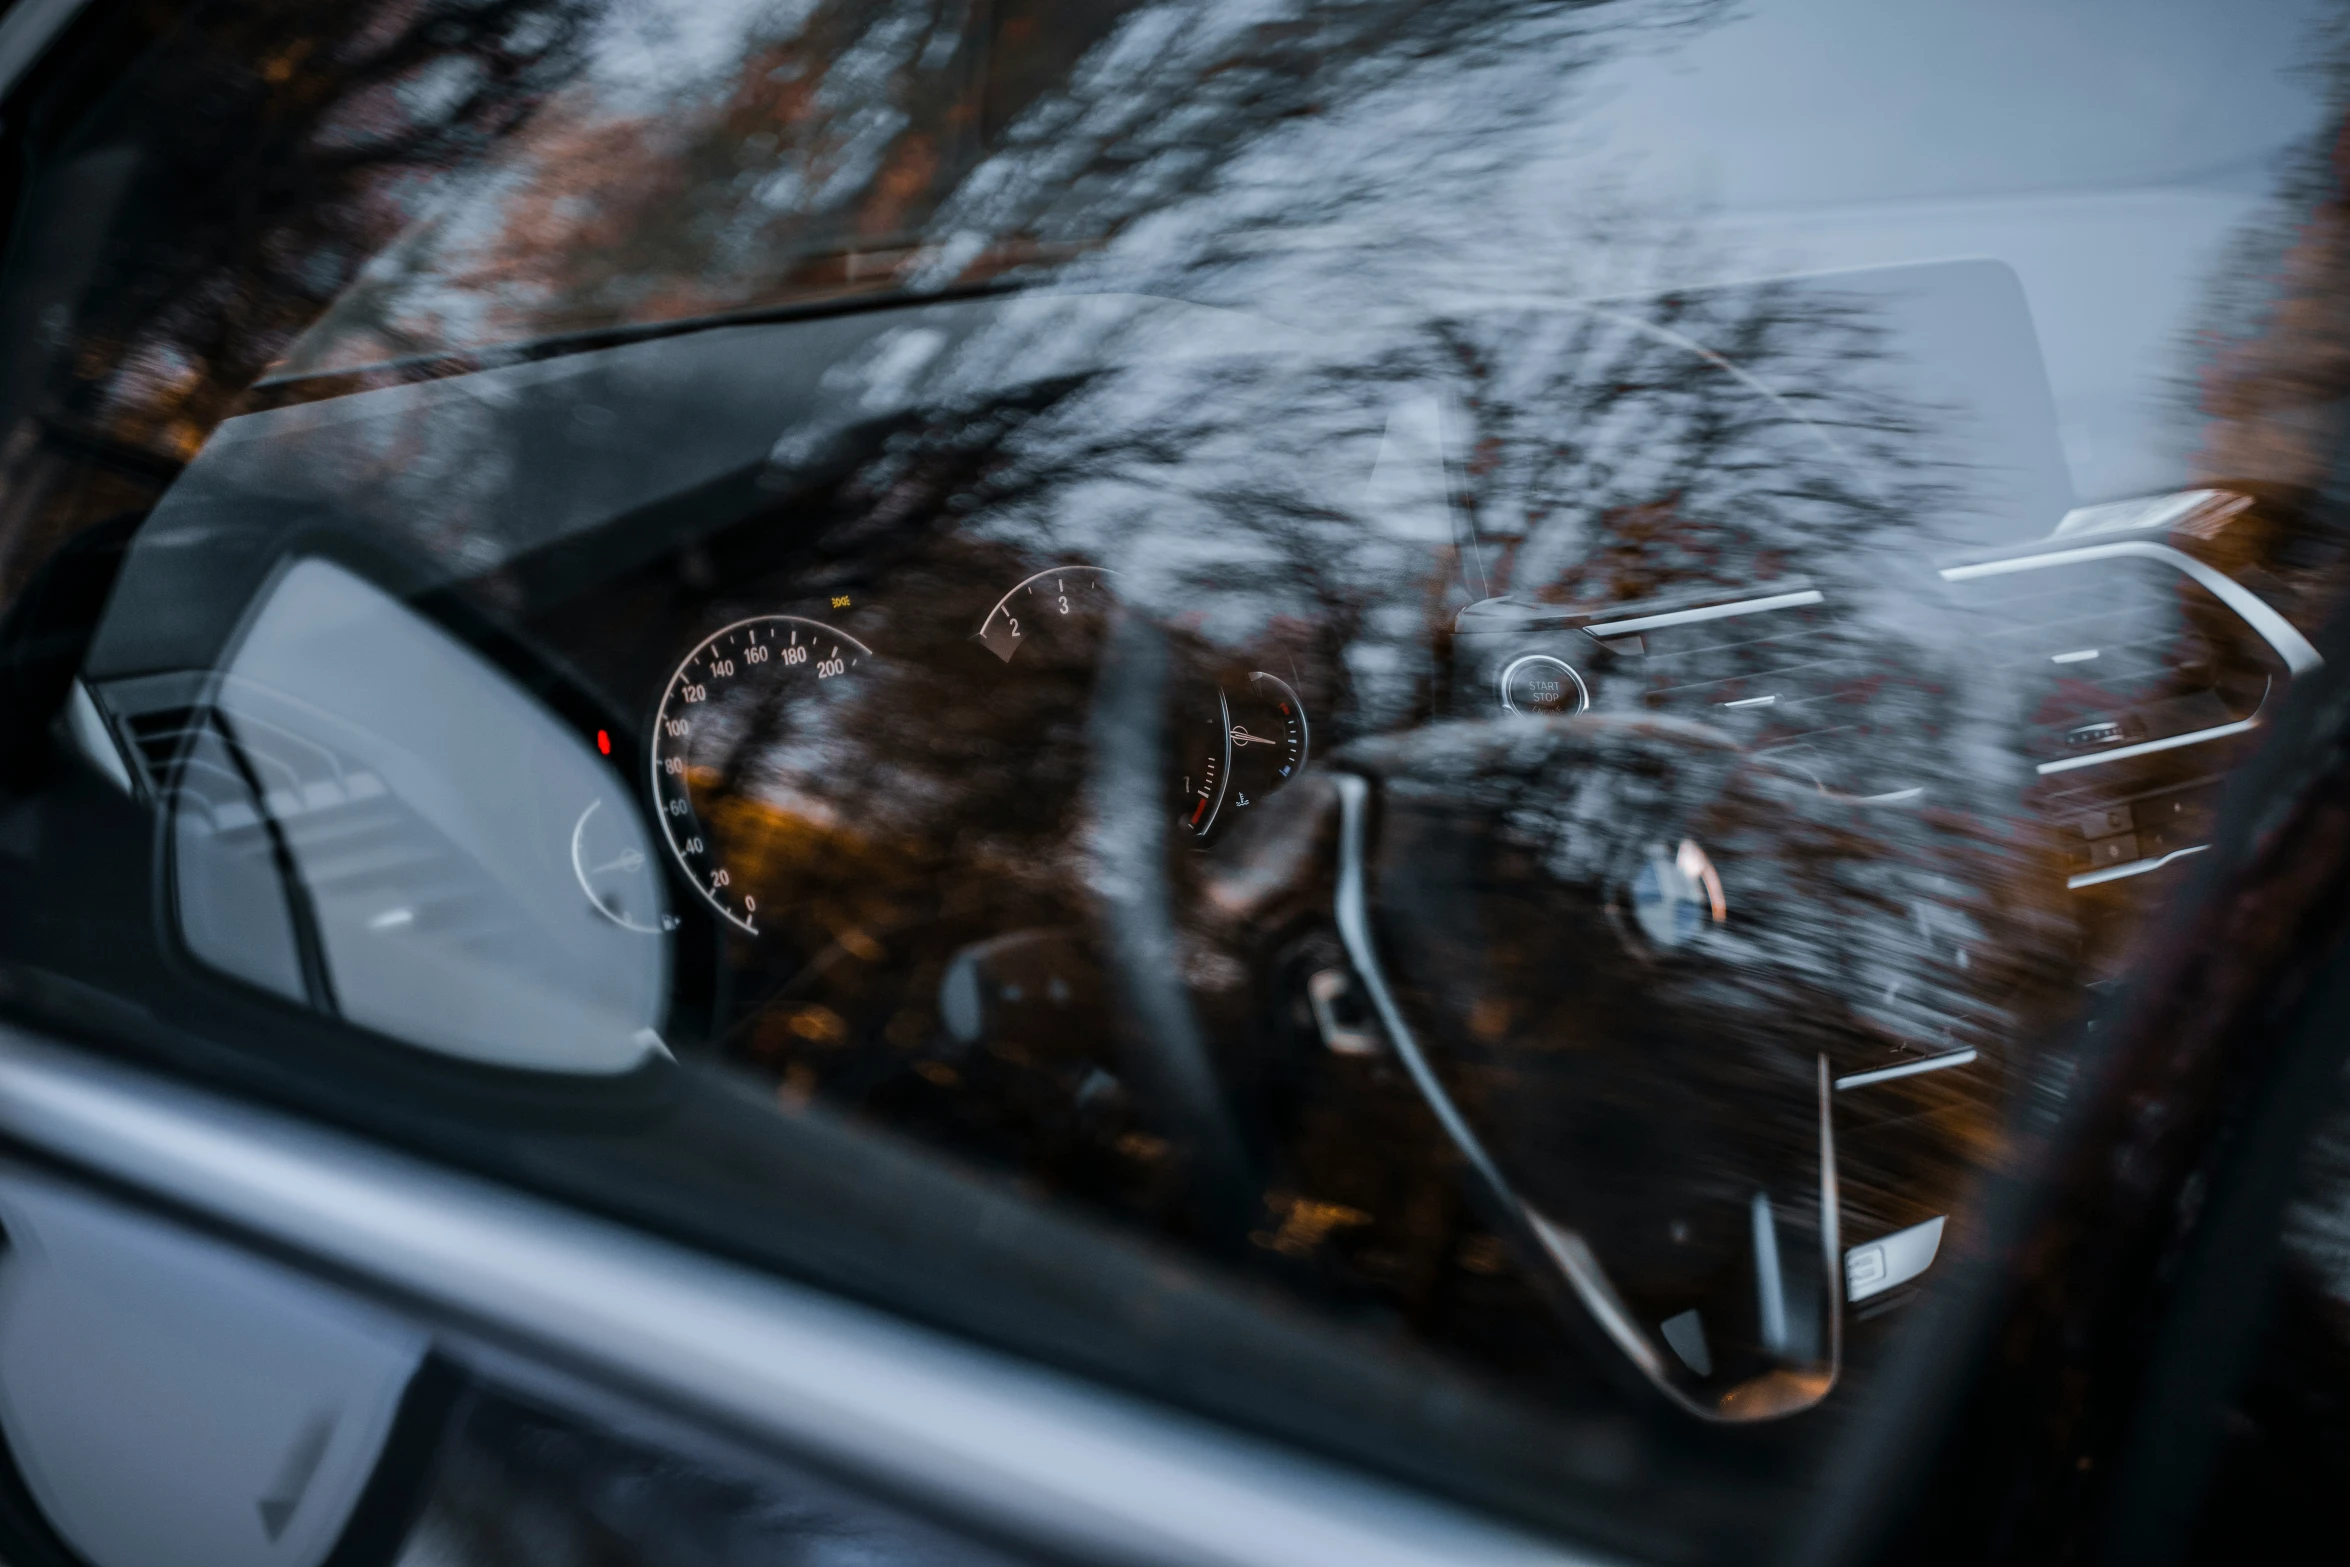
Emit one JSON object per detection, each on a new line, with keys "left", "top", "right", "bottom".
{"left": 2, "top": 0, "right": 2347, "bottom": 1556}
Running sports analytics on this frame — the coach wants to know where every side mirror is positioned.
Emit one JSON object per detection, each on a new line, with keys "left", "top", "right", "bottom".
{"left": 167, "top": 558, "right": 669, "bottom": 1074}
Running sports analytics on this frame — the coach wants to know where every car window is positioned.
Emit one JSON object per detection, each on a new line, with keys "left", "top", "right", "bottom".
{"left": 2, "top": 0, "right": 2348, "bottom": 1555}
{"left": 403, "top": 1380, "right": 1029, "bottom": 1567}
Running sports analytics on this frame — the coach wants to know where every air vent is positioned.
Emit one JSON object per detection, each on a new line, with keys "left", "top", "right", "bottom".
{"left": 1458, "top": 540, "right": 2311, "bottom": 901}
{"left": 92, "top": 674, "right": 504, "bottom": 952}
{"left": 1935, "top": 543, "right": 2301, "bottom": 898}
{"left": 1586, "top": 593, "right": 1864, "bottom": 745}
{"left": 1453, "top": 581, "right": 1910, "bottom": 792}
{"left": 116, "top": 696, "right": 399, "bottom": 831}
{"left": 121, "top": 705, "right": 204, "bottom": 792}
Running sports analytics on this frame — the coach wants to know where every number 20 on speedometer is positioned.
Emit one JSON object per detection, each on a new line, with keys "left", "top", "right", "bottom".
{"left": 649, "top": 614, "right": 868, "bottom": 932}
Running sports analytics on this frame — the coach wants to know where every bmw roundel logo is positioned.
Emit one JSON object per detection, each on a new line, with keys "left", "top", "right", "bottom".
{"left": 1629, "top": 839, "right": 1726, "bottom": 950}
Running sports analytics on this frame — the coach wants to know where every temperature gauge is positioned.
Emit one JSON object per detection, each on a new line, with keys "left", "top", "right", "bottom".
{"left": 1223, "top": 671, "right": 1310, "bottom": 818}
{"left": 1178, "top": 672, "right": 1311, "bottom": 841}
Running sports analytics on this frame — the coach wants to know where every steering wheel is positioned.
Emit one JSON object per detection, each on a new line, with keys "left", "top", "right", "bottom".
{"left": 1099, "top": 631, "right": 2027, "bottom": 1420}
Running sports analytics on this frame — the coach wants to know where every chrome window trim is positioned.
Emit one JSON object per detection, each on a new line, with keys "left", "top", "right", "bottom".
{"left": 0, "top": 0, "right": 90, "bottom": 101}
{"left": 0, "top": 1025, "right": 1608, "bottom": 1567}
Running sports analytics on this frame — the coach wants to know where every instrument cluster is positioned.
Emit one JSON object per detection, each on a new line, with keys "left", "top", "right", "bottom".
{"left": 642, "top": 564, "right": 1314, "bottom": 938}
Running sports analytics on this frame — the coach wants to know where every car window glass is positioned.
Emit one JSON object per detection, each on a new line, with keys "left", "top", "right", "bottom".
{"left": 2, "top": 0, "right": 2349, "bottom": 1553}
{"left": 403, "top": 1382, "right": 1027, "bottom": 1567}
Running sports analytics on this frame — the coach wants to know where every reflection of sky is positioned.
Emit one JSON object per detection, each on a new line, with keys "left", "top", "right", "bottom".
{"left": 582, "top": 0, "right": 818, "bottom": 111}
{"left": 289, "top": 0, "right": 2337, "bottom": 523}
{"left": 1528, "top": 0, "right": 2336, "bottom": 502}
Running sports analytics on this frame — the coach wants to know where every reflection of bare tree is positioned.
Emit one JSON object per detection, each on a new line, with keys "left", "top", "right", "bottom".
{"left": 14, "top": 0, "right": 2104, "bottom": 1427}
{"left": 838, "top": 271, "right": 1980, "bottom": 803}
{"left": 506, "top": 238, "right": 2059, "bottom": 1401}
{"left": 1439, "top": 289, "right": 1951, "bottom": 601}
{"left": 277, "top": 0, "right": 1730, "bottom": 371}
{"left": 0, "top": 0, "right": 596, "bottom": 605}
{"left": 2192, "top": 9, "right": 2350, "bottom": 489}
{"left": 284, "top": 0, "right": 999, "bottom": 365}
{"left": 1426, "top": 289, "right": 1991, "bottom": 802}
{"left": 2178, "top": 16, "right": 2350, "bottom": 1527}
{"left": 2180, "top": 11, "right": 2350, "bottom": 630}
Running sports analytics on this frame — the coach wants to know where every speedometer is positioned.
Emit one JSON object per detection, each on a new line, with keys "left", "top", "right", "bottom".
{"left": 649, "top": 615, "right": 870, "bottom": 933}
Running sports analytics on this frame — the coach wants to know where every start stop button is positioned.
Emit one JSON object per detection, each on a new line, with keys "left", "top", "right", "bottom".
{"left": 1498, "top": 653, "right": 1591, "bottom": 715}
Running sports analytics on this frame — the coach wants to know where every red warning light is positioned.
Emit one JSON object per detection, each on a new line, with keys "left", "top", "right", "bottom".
{"left": 596, "top": 729, "right": 612, "bottom": 756}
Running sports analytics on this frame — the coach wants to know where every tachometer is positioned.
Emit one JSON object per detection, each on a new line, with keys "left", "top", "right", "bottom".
{"left": 975, "top": 565, "right": 1116, "bottom": 663}
{"left": 650, "top": 615, "right": 870, "bottom": 933}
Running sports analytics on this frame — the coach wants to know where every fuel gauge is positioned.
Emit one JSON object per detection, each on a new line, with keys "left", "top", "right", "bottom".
{"left": 1175, "top": 686, "right": 1234, "bottom": 839}
{"left": 572, "top": 797, "right": 675, "bottom": 934}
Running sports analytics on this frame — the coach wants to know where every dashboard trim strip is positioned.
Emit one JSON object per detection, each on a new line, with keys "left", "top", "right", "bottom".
{"left": 1938, "top": 542, "right": 2323, "bottom": 675}
{"left": 2066, "top": 844, "right": 2210, "bottom": 890}
{"left": 1834, "top": 1049, "right": 1978, "bottom": 1091}
{"left": 2034, "top": 718, "right": 2259, "bottom": 776}
{"left": 1580, "top": 589, "right": 1825, "bottom": 638}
